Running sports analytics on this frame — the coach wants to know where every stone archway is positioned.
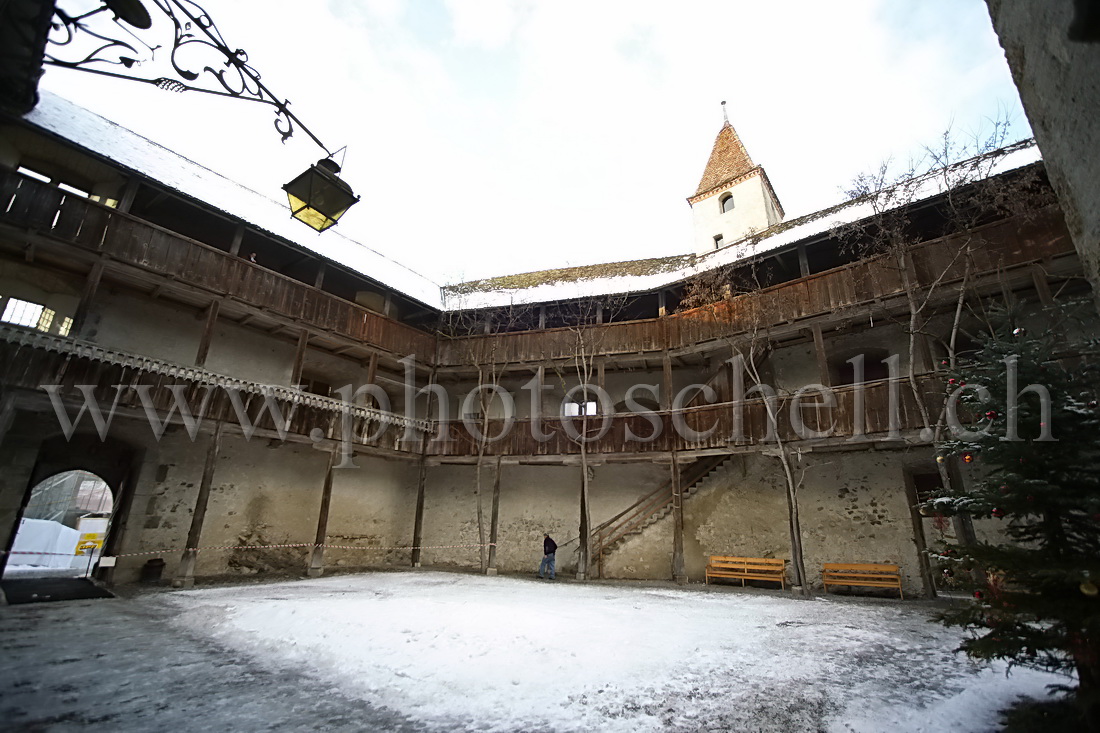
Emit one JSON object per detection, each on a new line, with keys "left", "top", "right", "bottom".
{"left": 1, "top": 433, "right": 140, "bottom": 581}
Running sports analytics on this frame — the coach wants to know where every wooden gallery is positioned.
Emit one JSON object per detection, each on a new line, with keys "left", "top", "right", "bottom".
{"left": 0, "top": 92, "right": 1084, "bottom": 597}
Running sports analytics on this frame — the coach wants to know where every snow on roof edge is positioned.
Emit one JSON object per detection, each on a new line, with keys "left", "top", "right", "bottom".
{"left": 445, "top": 139, "right": 1043, "bottom": 311}
{"left": 21, "top": 92, "right": 445, "bottom": 309}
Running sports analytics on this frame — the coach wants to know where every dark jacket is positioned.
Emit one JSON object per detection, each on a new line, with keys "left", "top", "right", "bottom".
{"left": 543, "top": 536, "right": 557, "bottom": 555}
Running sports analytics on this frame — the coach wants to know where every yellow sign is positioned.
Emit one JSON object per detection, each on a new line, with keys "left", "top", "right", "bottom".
{"left": 76, "top": 533, "right": 104, "bottom": 554}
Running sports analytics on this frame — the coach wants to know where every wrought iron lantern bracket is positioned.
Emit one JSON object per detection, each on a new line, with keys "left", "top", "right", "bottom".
{"left": 44, "top": 0, "right": 333, "bottom": 155}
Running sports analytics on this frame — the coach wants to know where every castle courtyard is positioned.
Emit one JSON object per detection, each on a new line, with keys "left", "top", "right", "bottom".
{"left": 0, "top": 572, "right": 1064, "bottom": 732}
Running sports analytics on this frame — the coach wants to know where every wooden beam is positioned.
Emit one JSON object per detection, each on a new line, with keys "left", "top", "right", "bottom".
{"left": 661, "top": 350, "right": 673, "bottom": 411}
{"left": 194, "top": 300, "right": 220, "bottom": 367}
{"left": 671, "top": 452, "right": 686, "bottom": 584}
{"left": 307, "top": 450, "right": 338, "bottom": 577}
{"left": 487, "top": 456, "right": 502, "bottom": 575}
{"left": 71, "top": 259, "right": 105, "bottom": 339}
{"left": 810, "top": 324, "right": 831, "bottom": 387}
{"left": 117, "top": 177, "right": 140, "bottom": 214}
{"left": 797, "top": 244, "right": 810, "bottom": 277}
{"left": 364, "top": 352, "right": 379, "bottom": 408}
{"left": 538, "top": 306, "right": 547, "bottom": 330}
{"left": 658, "top": 291, "right": 668, "bottom": 317}
{"left": 229, "top": 223, "right": 245, "bottom": 256}
{"left": 175, "top": 421, "right": 224, "bottom": 588}
{"left": 314, "top": 263, "right": 327, "bottom": 290}
{"left": 291, "top": 330, "right": 309, "bottom": 386}
{"left": 1030, "top": 264, "right": 1054, "bottom": 305}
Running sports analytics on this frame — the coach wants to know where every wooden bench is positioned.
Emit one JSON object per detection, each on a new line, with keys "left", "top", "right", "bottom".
{"left": 705, "top": 556, "right": 787, "bottom": 589}
{"left": 822, "top": 563, "right": 903, "bottom": 599}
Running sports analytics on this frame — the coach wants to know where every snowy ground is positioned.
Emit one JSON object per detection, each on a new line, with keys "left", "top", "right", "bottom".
{"left": 152, "top": 571, "right": 1063, "bottom": 732}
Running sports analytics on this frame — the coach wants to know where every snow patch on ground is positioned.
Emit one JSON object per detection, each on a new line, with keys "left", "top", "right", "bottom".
{"left": 158, "top": 572, "right": 1064, "bottom": 732}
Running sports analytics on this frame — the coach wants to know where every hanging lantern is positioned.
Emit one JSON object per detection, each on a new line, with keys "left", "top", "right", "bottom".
{"left": 283, "top": 158, "right": 360, "bottom": 232}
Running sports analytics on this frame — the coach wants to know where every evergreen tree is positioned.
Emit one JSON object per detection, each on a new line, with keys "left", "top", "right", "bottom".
{"left": 926, "top": 312, "right": 1100, "bottom": 730}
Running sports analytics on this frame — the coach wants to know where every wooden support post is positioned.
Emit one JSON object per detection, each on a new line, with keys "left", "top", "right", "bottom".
{"left": 486, "top": 456, "right": 502, "bottom": 576}
{"left": 410, "top": 366, "right": 438, "bottom": 568}
{"left": 314, "top": 263, "right": 327, "bottom": 290}
{"left": 902, "top": 470, "right": 936, "bottom": 598}
{"left": 658, "top": 291, "right": 668, "bottom": 317}
{"left": 117, "top": 178, "right": 140, "bottom": 213}
{"left": 0, "top": 391, "right": 16, "bottom": 451}
{"left": 194, "top": 301, "right": 220, "bottom": 367}
{"left": 364, "top": 352, "right": 379, "bottom": 408}
{"left": 290, "top": 330, "right": 309, "bottom": 387}
{"left": 383, "top": 293, "right": 396, "bottom": 318}
{"left": 596, "top": 302, "right": 604, "bottom": 324}
{"left": 661, "top": 351, "right": 673, "bottom": 411}
{"left": 228, "top": 224, "right": 245, "bottom": 256}
{"left": 671, "top": 452, "right": 686, "bottom": 584}
{"left": 175, "top": 422, "right": 224, "bottom": 588}
{"left": 913, "top": 334, "right": 934, "bottom": 374}
{"left": 797, "top": 244, "right": 810, "bottom": 277}
{"left": 307, "top": 450, "right": 338, "bottom": 577}
{"left": 538, "top": 306, "right": 547, "bottom": 329}
{"left": 411, "top": 458, "right": 428, "bottom": 568}
{"left": 810, "top": 324, "right": 831, "bottom": 387}
{"left": 71, "top": 259, "right": 106, "bottom": 339}
{"left": 597, "top": 358, "right": 606, "bottom": 395}
{"left": 1030, "top": 264, "right": 1054, "bottom": 305}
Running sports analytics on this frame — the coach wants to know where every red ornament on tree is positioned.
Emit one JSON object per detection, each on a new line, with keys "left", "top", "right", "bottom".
{"left": 974, "top": 590, "right": 984, "bottom": 600}
{"left": 985, "top": 410, "right": 998, "bottom": 420}
{"left": 962, "top": 452, "right": 975, "bottom": 464}
{"left": 992, "top": 508, "right": 1005, "bottom": 519}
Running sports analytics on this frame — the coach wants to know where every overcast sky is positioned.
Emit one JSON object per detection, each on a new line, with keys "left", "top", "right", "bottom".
{"left": 41, "top": 0, "right": 1030, "bottom": 285}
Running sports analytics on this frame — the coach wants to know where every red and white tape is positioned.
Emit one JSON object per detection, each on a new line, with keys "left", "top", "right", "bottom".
{"left": 3, "top": 541, "right": 498, "bottom": 560}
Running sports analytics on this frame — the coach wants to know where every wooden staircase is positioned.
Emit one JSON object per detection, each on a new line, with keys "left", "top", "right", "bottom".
{"left": 590, "top": 455, "right": 729, "bottom": 578}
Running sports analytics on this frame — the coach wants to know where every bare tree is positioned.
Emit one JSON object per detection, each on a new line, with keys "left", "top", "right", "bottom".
{"left": 440, "top": 303, "right": 527, "bottom": 573}
{"left": 549, "top": 295, "right": 627, "bottom": 580}
{"left": 682, "top": 260, "right": 811, "bottom": 594}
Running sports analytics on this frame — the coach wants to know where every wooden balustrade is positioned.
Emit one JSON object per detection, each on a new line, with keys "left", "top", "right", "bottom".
{"left": 426, "top": 376, "right": 944, "bottom": 457}
{"left": 0, "top": 169, "right": 438, "bottom": 359}
{"left": 437, "top": 210, "right": 1072, "bottom": 366}
{"left": 0, "top": 335, "right": 412, "bottom": 453}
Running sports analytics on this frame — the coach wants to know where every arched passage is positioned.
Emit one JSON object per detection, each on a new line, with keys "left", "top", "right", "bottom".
{"left": 2, "top": 470, "right": 113, "bottom": 579}
{"left": 1, "top": 433, "right": 139, "bottom": 581}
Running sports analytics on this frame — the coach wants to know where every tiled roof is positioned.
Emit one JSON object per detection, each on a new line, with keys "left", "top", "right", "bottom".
{"left": 693, "top": 121, "right": 755, "bottom": 198}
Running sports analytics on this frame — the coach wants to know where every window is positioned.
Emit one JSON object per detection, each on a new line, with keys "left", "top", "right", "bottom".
{"left": 563, "top": 400, "right": 597, "bottom": 417}
{"left": 2, "top": 298, "right": 45, "bottom": 328}
{"left": 58, "top": 317, "right": 73, "bottom": 337}
{"left": 713, "top": 234, "right": 724, "bottom": 249}
{"left": 16, "top": 166, "right": 50, "bottom": 184}
{"left": 720, "top": 193, "right": 735, "bottom": 213}
{"left": 0, "top": 298, "right": 63, "bottom": 334}
{"left": 57, "top": 182, "right": 90, "bottom": 198}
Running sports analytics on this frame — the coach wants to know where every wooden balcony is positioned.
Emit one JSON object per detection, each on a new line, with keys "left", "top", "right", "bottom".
{"left": 0, "top": 168, "right": 438, "bottom": 360}
{"left": 426, "top": 376, "right": 943, "bottom": 459}
{"left": 0, "top": 326, "right": 424, "bottom": 455}
{"left": 438, "top": 209, "right": 1074, "bottom": 367}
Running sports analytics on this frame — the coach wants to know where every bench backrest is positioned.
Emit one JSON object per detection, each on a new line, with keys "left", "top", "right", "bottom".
{"left": 709, "top": 556, "right": 786, "bottom": 568}
{"left": 823, "top": 562, "right": 899, "bottom": 573}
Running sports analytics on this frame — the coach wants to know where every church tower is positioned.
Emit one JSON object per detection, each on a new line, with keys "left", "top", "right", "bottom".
{"left": 688, "top": 104, "right": 784, "bottom": 254}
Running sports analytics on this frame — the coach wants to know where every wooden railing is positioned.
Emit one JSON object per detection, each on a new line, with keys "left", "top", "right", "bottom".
{"left": 426, "top": 376, "right": 944, "bottom": 457}
{"left": 0, "top": 169, "right": 438, "bottom": 360}
{"left": 437, "top": 209, "right": 1072, "bottom": 366}
{"left": 0, "top": 327, "right": 424, "bottom": 452}
{"left": 591, "top": 455, "right": 728, "bottom": 578}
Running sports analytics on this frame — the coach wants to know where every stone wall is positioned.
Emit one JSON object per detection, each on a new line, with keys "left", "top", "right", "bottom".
{"left": 987, "top": 0, "right": 1100, "bottom": 311}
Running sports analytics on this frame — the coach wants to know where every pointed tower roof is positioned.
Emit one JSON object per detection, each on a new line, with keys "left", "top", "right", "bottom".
{"left": 693, "top": 118, "right": 756, "bottom": 198}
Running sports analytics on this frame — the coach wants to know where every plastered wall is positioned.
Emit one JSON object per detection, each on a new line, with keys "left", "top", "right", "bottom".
{"left": 692, "top": 172, "right": 781, "bottom": 254}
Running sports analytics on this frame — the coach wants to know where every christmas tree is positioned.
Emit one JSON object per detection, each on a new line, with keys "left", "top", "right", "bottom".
{"left": 927, "top": 312, "right": 1100, "bottom": 730}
